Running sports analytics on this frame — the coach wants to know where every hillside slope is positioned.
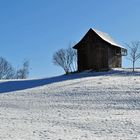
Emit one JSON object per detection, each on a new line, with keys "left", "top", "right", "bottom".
{"left": 0, "top": 70, "right": 140, "bottom": 140}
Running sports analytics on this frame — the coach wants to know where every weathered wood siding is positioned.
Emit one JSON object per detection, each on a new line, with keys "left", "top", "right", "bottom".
{"left": 108, "top": 46, "right": 122, "bottom": 68}
{"left": 74, "top": 29, "right": 122, "bottom": 71}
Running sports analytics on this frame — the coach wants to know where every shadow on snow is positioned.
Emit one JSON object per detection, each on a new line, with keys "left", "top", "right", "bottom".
{"left": 0, "top": 70, "right": 140, "bottom": 94}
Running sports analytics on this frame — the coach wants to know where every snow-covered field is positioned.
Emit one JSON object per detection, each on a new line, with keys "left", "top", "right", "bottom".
{"left": 0, "top": 70, "right": 140, "bottom": 140}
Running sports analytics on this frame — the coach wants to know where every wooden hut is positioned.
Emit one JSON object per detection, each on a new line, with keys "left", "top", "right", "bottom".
{"left": 73, "top": 28, "right": 127, "bottom": 71}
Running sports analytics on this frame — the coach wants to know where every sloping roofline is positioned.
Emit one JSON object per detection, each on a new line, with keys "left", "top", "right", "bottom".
{"left": 73, "top": 28, "right": 126, "bottom": 49}
{"left": 93, "top": 28, "right": 123, "bottom": 48}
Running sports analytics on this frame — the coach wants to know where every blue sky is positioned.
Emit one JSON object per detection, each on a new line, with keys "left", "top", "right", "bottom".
{"left": 0, "top": 0, "right": 140, "bottom": 78}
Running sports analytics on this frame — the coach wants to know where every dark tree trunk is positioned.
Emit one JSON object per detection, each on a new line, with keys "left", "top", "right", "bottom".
{"left": 133, "top": 61, "right": 135, "bottom": 72}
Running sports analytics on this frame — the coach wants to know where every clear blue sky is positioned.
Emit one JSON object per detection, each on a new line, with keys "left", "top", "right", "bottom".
{"left": 0, "top": 0, "right": 140, "bottom": 78}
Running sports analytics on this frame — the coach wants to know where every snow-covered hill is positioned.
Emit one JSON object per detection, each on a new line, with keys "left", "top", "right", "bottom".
{"left": 0, "top": 69, "right": 140, "bottom": 140}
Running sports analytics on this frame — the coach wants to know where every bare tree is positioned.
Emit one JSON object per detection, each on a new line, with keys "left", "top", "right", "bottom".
{"left": 67, "top": 46, "right": 77, "bottom": 72}
{"left": 0, "top": 57, "right": 15, "bottom": 79}
{"left": 53, "top": 46, "right": 77, "bottom": 74}
{"left": 16, "top": 60, "right": 29, "bottom": 79}
{"left": 126, "top": 41, "right": 140, "bottom": 72}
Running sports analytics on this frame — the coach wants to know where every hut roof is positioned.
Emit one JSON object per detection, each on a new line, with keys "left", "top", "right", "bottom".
{"left": 73, "top": 28, "right": 125, "bottom": 49}
{"left": 93, "top": 28, "right": 122, "bottom": 48}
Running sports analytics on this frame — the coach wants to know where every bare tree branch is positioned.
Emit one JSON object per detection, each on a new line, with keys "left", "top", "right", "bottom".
{"left": 126, "top": 41, "right": 140, "bottom": 72}
{"left": 0, "top": 57, "right": 15, "bottom": 79}
{"left": 16, "top": 60, "right": 29, "bottom": 79}
{"left": 53, "top": 45, "right": 77, "bottom": 74}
